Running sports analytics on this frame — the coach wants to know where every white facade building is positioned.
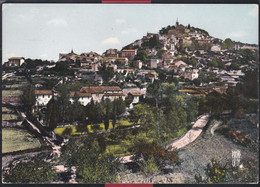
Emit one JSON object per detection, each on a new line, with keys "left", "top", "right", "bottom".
{"left": 35, "top": 90, "right": 53, "bottom": 107}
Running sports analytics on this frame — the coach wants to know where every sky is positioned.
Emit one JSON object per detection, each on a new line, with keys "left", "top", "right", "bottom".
{"left": 2, "top": 4, "right": 259, "bottom": 62}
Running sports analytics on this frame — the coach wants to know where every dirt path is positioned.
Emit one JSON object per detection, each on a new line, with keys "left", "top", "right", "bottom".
{"left": 167, "top": 114, "right": 209, "bottom": 150}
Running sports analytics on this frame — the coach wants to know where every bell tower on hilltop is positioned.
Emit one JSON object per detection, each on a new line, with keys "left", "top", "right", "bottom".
{"left": 176, "top": 18, "right": 179, "bottom": 27}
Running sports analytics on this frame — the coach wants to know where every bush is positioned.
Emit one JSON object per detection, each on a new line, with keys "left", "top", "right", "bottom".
{"left": 139, "top": 157, "right": 160, "bottom": 177}
{"left": 91, "top": 124, "right": 102, "bottom": 132}
{"left": 62, "top": 127, "right": 72, "bottom": 137}
{"left": 206, "top": 159, "right": 227, "bottom": 183}
{"left": 3, "top": 160, "right": 55, "bottom": 183}
{"left": 130, "top": 140, "right": 179, "bottom": 167}
{"left": 216, "top": 125, "right": 251, "bottom": 147}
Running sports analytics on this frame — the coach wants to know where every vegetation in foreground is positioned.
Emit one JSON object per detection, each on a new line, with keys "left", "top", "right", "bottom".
{"left": 2, "top": 128, "right": 42, "bottom": 154}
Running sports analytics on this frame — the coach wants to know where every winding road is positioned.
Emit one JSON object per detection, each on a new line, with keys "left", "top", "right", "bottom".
{"left": 120, "top": 114, "right": 210, "bottom": 163}
{"left": 167, "top": 114, "right": 209, "bottom": 150}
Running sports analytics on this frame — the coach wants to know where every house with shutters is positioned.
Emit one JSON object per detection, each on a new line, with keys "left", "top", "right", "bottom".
{"left": 5, "top": 57, "right": 25, "bottom": 67}
{"left": 77, "top": 86, "right": 126, "bottom": 104}
{"left": 35, "top": 90, "right": 53, "bottom": 108}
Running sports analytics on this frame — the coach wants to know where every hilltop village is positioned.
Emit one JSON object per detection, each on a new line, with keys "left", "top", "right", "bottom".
{"left": 2, "top": 21, "right": 259, "bottom": 184}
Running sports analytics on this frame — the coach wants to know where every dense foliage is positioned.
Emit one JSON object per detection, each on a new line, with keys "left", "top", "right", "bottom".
{"left": 20, "top": 85, "right": 36, "bottom": 113}
{"left": 3, "top": 160, "right": 55, "bottom": 183}
{"left": 60, "top": 136, "right": 120, "bottom": 183}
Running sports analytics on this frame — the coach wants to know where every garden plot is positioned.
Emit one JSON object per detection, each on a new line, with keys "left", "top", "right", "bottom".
{"left": 2, "top": 90, "right": 23, "bottom": 97}
{"left": 2, "top": 128, "right": 42, "bottom": 154}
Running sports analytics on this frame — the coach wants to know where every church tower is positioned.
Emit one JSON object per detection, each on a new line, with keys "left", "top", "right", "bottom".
{"left": 176, "top": 18, "right": 179, "bottom": 27}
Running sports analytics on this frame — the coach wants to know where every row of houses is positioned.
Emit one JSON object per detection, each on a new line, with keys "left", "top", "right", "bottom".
{"left": 35, "top": 86, "right": 145, "bottom": 109}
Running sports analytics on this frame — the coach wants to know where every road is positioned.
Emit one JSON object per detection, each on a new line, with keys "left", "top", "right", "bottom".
{"left": 167, "top": 114, "right": 210, "bottom": 150}
{"left": 120, "top": 114, "right": 210, "bottom": 163}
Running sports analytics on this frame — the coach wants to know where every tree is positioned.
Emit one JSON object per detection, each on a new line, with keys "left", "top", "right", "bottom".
{"left": 112, "top": 100, "right": 117, "bottom": 129}
{"left": 193, "top": 78, "right": 202, "bottom": 86}
{"left": 45, "top": 98, "right": 60, "bottom": 131}
{"left": 62, "top": 127, "right": 72, "bottom": 137}
{"left": 241, "top": 69, "right": 258, "bottom": 99}
{"left": 76, "top": 124, "right": 88, "bottom": 135}
{"left": 57, "top": 86, "right": 70, "bottom": 122}
{"left": 20, "top": 85, "right": 36, "bottom": 113}
{"left": 222, "top": 38, "right": 233, "bottom": 50}
{"left": 77, "top": 152, "right": 119, "bottom": 183}
{"left": 229, "top": 62, "right": 240, "bottom": 70}
{"left": 97, "top": 134, "right": 107, "bottom": 153}
{"left": 3, "top": 159, "right": 55, "bottom": 183}
{"left": 203, "top": 91, "right": 226, "bottom": 117}
{"left": 66, "top": 101, "right": 86, "bottom": 122}
{"left": 135, "top": 49, "right": 148, "bottom": 62}
{"left": 104, "top": 100, "right": 110, "bottom": 131}
{"left": 130, "top": 104, "right": 156, "bottom": 136}
{"left": 106, "top": 67, "right": 114, "bottom": 80}
{"left": 61, "top": 136, "right": 120, "bottom": 183}
{"left": 147, "top": 80, "right": 160, "bottom": 107}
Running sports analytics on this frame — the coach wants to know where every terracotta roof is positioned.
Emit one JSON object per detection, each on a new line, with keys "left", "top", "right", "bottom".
{"left": 9, "top": 57, "right": 22, "bottom": 60}
{"left": 80, "top": 86, "right": 122, "bottom": 94}
{"left": 35, "top": 90, "right": 52, "bottom": 95}
{"left": 129, "top": 91, "right": 142, "bottom": 96}
{"left": 125, "top": 69, "right": 134, "bottom": 72}
{"left": 69, "top": 91, "right": 91, "bottom": 97}
{"left": 104, "top": 92, "right": 125, "bottom": 96}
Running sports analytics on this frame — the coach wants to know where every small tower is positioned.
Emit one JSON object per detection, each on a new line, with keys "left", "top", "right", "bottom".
{"left": 176, "top": 18, "right": 179, "bottom": 27}
{"left": 71, "top": 48, "right": 74, "bottom": 54}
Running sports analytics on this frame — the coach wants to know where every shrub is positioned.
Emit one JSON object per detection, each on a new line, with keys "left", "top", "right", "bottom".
{"left": 62, "top": 127, "right": 72, "bottom": 137}
{"left": 139, "top": 157, "right": 160, "bottom": 177}
{"left": 3, "top": 160, "right": 55, "bottom": 183}
{"left": 217, "top": 125, "right": 251, "bottom": 147}
{"left": 91, "top": 124, "right": 102, "bottom": 132}
{"left": 206, "top": 159, "right": 226, "bottom": 183}
{"left": 130, "top": 140, "right": 179, "bottom": 167}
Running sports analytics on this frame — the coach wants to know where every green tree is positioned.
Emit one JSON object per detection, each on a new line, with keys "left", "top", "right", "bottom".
{"left": 97, "top": 134, "right": 107, "bottom": 153}
{"left": 45, "top": 98, "right": 60, "bottom": 131}
{"left": 193, "top": 78, "right": 202, "bottom": 86}
{"left": 62, "top": 127, "right": 72, "bottom": 137}
{"left": 222, "top": 38, "right": 233, "bottom": 50}
{"left": 21, "top": 85, "right": 36, "bottom": 113}
{"left": 130, "top": 104, "right": 156, "bottom": 136}
{"left": 241, "top": 69, "right": 258, "bottom": 99}
{"left": 57, "top": 86, "right": 70, "bottom": 122}
{"left": 135, "top": 49, "right": 148, "bottom": 62}
{"left": 229, "top": 62, "right": 240, "bottom": 70}
{"left": 104, "top": 100, "right": 110, "bottom": 131}
{"left": 76, "top": 124, "right": 88, "bottom": 135}
{"left": 112, "top": 100, "right": 117, "bottom": 129}
{"left": 61, "top": 136, "right": 120, "bottom": 183}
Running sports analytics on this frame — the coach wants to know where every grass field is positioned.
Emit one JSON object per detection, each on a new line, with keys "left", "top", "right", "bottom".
{"left": 2, "top": 90, "right": 23, "bottom": 97}
{"left": 54, "top": 120, "right": 133, "bottom": 135}
{"left": 2, "top": 107, "right": 13, "bottom": 113}
{"left": 2, "top": 128, "right": 42, "bottom": 154}
{"left": 2, "top": 114, "right": 19, "bottom": 121}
